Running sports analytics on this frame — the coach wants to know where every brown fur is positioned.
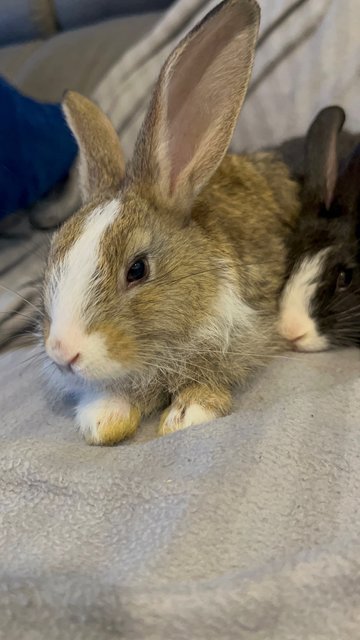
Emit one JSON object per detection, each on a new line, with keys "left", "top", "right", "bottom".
{"left": 63, "top": 92, "right": 125, "bottom": 202}
{"left": 159, "top": 384, "right": 232, "bottom": 435}
{"left": 193, "top": 153, "right": 298, "bottom": 311}
{"left": 42, "top": 0, "right": 301, "bottom": 445}
{"left": 87, "top": 406, "right": 140, "bottom": 446}
{"left": 44, "top": 152, "right": 299, "bottom": 426}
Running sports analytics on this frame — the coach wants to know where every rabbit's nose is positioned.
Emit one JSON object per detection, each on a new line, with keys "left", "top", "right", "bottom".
{"left": 278, "top": 314, "right": 313, "bottom": 348}
{"left": 46, "top": 337, "right": 80, "bottom": 370}
{"left": 279, "top": 320, "right": 307, "bottom": 341}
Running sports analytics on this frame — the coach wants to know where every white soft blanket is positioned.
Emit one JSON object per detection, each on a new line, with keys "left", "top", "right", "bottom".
{"left": 1, "top": 346, "right": 360, "bottom": 639}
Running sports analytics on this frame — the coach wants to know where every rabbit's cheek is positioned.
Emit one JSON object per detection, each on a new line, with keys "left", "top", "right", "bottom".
{"left": 45, "top": 327, "right": 126, "bottom": 381}
{"left": 96, "top": 325, "right": 138, "bottom": 368}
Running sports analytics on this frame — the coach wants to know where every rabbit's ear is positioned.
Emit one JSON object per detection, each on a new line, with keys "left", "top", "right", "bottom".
{"left": 62, "top": 91, "right": 125, "bottom": 203}
{"left": 131, "top": 0, "right": 260, "bottom": 216}
{"left": 336, "top": 144, "right": 360, "bottom": 213}
{"left": 304, "top": 106, "right": 345, "bottom": 210}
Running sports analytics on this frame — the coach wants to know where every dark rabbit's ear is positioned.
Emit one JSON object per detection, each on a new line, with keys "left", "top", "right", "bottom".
{"left": 131, "top": 0, "right": 260, "bottom": 218}
{"left": 336, "top": 144, "right": 360, "bottom": 212}
{"left": 304, "top": 105, "right": 345, "bottom": 210}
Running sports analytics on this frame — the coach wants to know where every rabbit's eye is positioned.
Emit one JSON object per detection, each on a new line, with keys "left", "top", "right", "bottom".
{"left": 126, "top": 258, "right": 149, "bottom": 286}
{"left": 336, "top": 268, "right": 353, "bottom": 292}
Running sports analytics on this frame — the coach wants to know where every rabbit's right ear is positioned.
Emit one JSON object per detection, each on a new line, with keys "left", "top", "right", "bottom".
{"left": 304, "top": 106, "right": 345, "bottom": 210}
{"left": 131, "top": 0, "right": 260, "bottom": 218}
{"left": 62, "top": 91, "right": 126, "bottom": 204}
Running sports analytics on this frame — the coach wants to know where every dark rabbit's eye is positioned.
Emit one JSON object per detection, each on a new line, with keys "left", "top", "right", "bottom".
{"left": 126, "top": 258, "right": 149, "bottom": 285}
{"left": 336, "top": 268, "right": 353, "bottom": 292}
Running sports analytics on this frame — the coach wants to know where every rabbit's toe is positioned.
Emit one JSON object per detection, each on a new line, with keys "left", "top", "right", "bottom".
{"left": 159, "top": 402, "right": 215, "bottom": 436}
{"left": 76, "top": 394, "right": 140, "bottom": 445}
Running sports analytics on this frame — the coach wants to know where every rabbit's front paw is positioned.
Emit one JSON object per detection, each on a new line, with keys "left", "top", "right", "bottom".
{"left": 158, "top": 385, "right": 232, "bottom": 436}
{"left": 159, "top": 402, "right": 216, "bottom": 436}
{"left": 76, "top": 394, "right": 140, "bottom": 445}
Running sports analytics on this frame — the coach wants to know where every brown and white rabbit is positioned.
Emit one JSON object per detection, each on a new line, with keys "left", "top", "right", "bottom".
{"left": 42, "top": 0, "right": 300, "bottom": 445}
{"left": 278, "top": 106, "right": 360, "bottom": 351}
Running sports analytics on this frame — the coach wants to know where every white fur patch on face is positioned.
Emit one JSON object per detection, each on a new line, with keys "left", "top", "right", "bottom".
{"left": 160, "top": 402, "right": 215, "bottom": 436}
{"left": 46, "top": 199, "right": 125, "bottom": 379}
{"left": 279, "top": 250, "right": 329, "bottom": 352}
{"left": 71, "top": 332, "right": 125, "bottom": 381}
{"left": 50, "top": 200, "right": 119, "bottom": 328}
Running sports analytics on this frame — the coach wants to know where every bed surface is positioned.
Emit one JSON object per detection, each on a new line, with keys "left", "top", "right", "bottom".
{"left": 1, "top": 345, "right": 360, "bottom": 638}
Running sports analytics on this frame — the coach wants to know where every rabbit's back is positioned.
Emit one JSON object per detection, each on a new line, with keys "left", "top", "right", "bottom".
{"left": 193, "top": 153, "right": 300, "bottom": 311}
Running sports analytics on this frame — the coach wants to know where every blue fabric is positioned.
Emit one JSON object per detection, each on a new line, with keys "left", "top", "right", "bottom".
{"left": 0, "top": 77, "right": 77, "bottom": 220}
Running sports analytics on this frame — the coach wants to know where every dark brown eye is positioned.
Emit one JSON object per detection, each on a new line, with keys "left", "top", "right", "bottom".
{"left": 126, "top": 258, "right": 149, "bottom": 285}
{"left": 336, "top": 268, "right": 353, "bottom": 292}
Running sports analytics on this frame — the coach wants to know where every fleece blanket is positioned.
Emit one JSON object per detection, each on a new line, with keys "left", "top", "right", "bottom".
{"left": 1, "top": 345, "right": 360, "bottom": 639}
{"left": 0, "top": 1, "right": 360, "bottom": 637}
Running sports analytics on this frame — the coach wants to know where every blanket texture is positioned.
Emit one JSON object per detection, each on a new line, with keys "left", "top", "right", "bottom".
{"left": 1, "top": 346, "right": 360, "bottom": 638}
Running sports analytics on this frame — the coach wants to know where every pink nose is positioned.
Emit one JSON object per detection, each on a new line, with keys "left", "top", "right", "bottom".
{"left": 278, "top": 315, "right": 310, "bottom": 344}
{"left": 282, "top": 328, "right": 306, "bottom": 343}
{"left": 280, "top": 329, "right": 307, "bottom": 350}
{"left": 46, "top": 338, "right": 80, "bottom": 369}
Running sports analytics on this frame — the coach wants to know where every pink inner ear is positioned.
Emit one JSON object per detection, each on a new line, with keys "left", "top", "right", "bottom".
{"left": 166, "top": 4, "right": 254, "bottom": 193}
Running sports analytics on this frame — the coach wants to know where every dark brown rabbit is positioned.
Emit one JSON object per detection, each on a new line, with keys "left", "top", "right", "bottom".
{"left": 279, "top": 106, "right": 360, "bottom": 351}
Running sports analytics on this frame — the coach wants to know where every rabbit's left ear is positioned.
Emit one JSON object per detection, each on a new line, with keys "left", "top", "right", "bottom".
{"left": 304, "top": 106, "right": 345, "bottom": 210}
{"left": 336, "top": 144, "right": 360, "bottom": 214}
{"left": 62, "top": 91, "right": 126, "bottom": 203}
{"left": 131, "top": 0, "right": 260, "bottom": 216}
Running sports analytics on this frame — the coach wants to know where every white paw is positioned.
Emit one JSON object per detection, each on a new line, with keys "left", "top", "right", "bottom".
{"left": 159, "top": 402, "right": 215, "bottom": 436}
{"left": 76, "top": 394, "right": 140, "bottom": 445}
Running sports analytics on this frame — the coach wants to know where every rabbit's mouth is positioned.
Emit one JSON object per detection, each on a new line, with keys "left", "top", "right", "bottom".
{"left": 45, "top": 327, "right": 130, "bottom": 384}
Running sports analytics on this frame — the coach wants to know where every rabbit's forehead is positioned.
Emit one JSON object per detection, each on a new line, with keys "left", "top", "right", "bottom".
{"left": 47, "top": 199, "right": 121, "bottom": 325}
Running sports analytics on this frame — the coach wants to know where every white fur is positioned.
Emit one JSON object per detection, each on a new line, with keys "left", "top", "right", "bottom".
{"left": 76, "top": 392, "right": 131, "bottom": 444}
{"left": 71, "top": 332, "right": 125, "bottom": 381}
{"left": 46, "top": 200, "right": 125, "bottom": 379}
{"left": 218, "top": 280, "right": 254, "bottom": 331}
{"left": 196, "top": 277, "right": 254, "bottom": 348}
{"left": 50, "top": 200, "right": 119, "bottom": 328}
{"left": 161, "top": 402, "right": 215, "bottom": 435}
{"left": 279, "top": 250, "right": 329, "bottom": 352}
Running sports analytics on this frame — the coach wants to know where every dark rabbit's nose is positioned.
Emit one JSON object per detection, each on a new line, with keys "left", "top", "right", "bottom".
{"left": 278, "top": 313, "right": 315, "bottom": 350}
